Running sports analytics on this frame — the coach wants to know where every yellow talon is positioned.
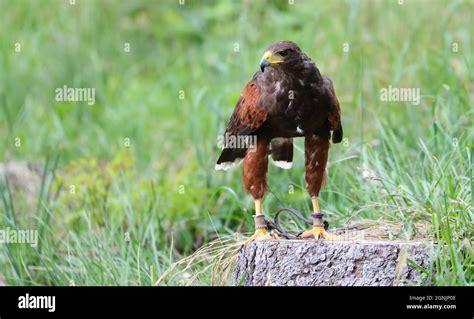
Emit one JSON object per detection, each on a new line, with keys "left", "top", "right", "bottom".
{"left": 242, "top": 200, "right": 281, "bottom": 247}
{"left": 242, "top": 228, "right": 276, "bottom": 247}
{"left": 300, "top": 226, "right": 339, "bottom": 240}
{"left": 269, "top": 229, "right": 281, "bottom": 240}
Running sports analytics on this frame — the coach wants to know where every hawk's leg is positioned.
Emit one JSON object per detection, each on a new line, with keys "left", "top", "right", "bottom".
{"left": 241, "top": 137, "right": 278, "bottom": 246}
{"left": 300, "top": 196, "right": 338, "bottom": 240}
{"left": 241, "top": 199, "right": 273, "bottom": 247}
{"left": 300, "top": 135, "right": 339, "bottom": 240}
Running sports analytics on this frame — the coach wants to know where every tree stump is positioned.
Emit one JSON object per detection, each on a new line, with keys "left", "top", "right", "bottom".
{"left": 233, "top": 240, "right": 433, "bottom": 286}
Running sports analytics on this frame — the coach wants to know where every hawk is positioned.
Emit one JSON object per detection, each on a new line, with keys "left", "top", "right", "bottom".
{"left": 215, "top": 41, "right": 343, "bottom": 243}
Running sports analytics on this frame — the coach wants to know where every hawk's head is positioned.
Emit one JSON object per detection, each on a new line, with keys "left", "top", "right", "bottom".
{"left": 259, "top": 41, "right": 304, "bottom": 72}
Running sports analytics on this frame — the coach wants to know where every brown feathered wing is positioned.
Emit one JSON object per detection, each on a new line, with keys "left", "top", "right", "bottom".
{"left": 215, "top": 80, "right": 267, "bottom": 170}
{"left": 323, "top": 76, "right": 343, "bottom": 143}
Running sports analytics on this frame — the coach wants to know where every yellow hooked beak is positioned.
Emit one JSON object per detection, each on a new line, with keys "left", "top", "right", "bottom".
{"left": 260, "top": 51, "right": 283, "bottom": 72}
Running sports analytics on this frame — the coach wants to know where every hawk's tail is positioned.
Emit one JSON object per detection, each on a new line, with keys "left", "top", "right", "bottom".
{"left": 332, "top": 125, "right": 343, "bottom": 143}
{"left": 215, "top": 148, "right": 247, "bottom": 171}
{"left": 270, "top": 138, "right": 293, "bottom": 169}
{"left": 215, "top": 138, "right": 294, "bottom": 171}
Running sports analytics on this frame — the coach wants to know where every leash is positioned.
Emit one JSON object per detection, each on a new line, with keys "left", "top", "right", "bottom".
{"left": 265, "top": 208, "right": 329, "bottom": 239}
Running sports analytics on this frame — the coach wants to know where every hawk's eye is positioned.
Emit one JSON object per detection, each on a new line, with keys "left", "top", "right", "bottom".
{"left": 279, "top": 49, "right": 290, "bottom": 57}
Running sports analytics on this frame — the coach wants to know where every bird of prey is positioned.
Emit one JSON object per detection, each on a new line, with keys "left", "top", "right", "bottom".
{"left": 215, "top": 41, "right": 343, "bottom": 243}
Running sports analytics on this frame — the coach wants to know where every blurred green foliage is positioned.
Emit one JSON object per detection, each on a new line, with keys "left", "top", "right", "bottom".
{"left": 0, "top": 0, "right": 472, "bottom": 285}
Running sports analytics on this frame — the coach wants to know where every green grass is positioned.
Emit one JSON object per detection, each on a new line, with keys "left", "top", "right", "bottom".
{"left": 0, "top": 0, "right": 472, "bottom": 286}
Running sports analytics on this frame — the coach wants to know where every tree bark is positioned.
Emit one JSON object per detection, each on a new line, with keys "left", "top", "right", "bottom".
{"left": 233, "top": 240, "right": 433, "bottom": 286}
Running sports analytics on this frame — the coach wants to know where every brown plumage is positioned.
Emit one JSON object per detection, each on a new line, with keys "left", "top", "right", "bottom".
{"left": 216, "top": 40, "right": 343, "bottom": 240}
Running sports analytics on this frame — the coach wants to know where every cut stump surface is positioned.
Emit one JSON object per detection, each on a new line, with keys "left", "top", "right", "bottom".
{"left": 234, "top": 240, "right": 433, "bottom": 286}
